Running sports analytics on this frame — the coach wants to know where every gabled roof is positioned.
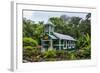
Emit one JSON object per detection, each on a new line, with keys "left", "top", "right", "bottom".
{"left": 53, "top": 32, "right": 76, "bottom": 41}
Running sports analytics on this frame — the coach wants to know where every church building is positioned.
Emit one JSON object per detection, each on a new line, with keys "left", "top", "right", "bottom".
{"left": 41, "top": 22, "right": 76, "bottom": 52}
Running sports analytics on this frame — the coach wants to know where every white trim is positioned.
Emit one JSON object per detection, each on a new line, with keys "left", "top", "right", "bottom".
{"left": 59, "top": 39, "right": 61, "bottom": 50}
{"left": 11, "top": 1, "right": 17, "bottom": 71}
{"left": 66, "top": 41, "right": 67, "bottom": 49}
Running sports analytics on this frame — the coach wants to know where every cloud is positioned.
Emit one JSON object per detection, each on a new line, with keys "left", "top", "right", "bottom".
{"left": 23, "top": 10, "right": 88, "bottom": 23}
{"left": 23, "top": 11, "right": 34, "bottom": 20}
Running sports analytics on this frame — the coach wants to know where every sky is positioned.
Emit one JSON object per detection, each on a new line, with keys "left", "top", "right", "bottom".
{"left": 23, "top": 10, "right": 88, "bottom": 23}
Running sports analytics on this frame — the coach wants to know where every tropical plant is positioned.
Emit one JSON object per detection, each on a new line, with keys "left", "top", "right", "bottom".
{"left": 76, "top": 33, "right": 91, "bottom": 59}
{"left": 43, "top": 49, "right": 56, "bottom": 61}
{"left": 23, "top": 37, "right": 38, "bottom": 47}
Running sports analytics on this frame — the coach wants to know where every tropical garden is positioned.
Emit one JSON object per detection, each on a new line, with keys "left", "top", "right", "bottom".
{"left": 23, "top": 12, "right": 91, "bottom": 62}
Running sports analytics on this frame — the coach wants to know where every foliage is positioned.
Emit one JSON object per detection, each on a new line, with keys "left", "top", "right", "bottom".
{"left": 43, "top": 49, "right": 56, "bottom": 59}
{"left": 76, "top": 33, "right": 91, "bottom": 59}
{"left": 49, "top": 17, "right": 65, "bottom": 33}
{"left": 23, "top": 47, "right": 42, "bottom": 62}
{"left": 23, "top": 37, "right": 40, "bottom": 62}
{"left": 23, "top": 18, "right": 44, "bottom": 43}
{"left": 76, "top": 33, "right": 90, "bottom": 49}
{"left": 23, "top": 18, "right": 34, "bottom": 37}
{"left": 23, "top": 46, "right": 34, "bottom": 62}
{"left": 23, "top": 37, "right": 38, "bottom": 47}
{"left": 67, "top": 51, "right": 76, "bottom": 60}
{"left": 56, "top": 50, "right": 66, "bottom": 60}
{"left": 23, "top": 13, "right": 91, "bottom": 62}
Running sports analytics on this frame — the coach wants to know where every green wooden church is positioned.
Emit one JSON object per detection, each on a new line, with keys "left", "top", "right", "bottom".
{"left": 41, "top": 22, "right": 76, "bottom": 52}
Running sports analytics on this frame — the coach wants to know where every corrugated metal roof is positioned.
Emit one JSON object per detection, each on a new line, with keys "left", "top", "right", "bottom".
{"left": 53, "top": 32, "right": 76, "bottom": 41}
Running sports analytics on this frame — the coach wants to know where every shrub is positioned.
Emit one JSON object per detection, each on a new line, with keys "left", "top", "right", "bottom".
{"left": 24, "top": 46, "right": 33, "bottom": 50}
{"left": 43, "top": 49, "right": 56, "bottom": 59}
{"left": 23, "top": 46, "right": 42, "bottom": 62}
{"left": 23, "top": 46, "right": 34, "bottom": 62}
{"left": 56, "top": 50, "right": 65, "bottom": 59}
{"left": 66, "top": 51, "right": 77, "bottom": 60}
{"left": 23, "top": 37, "right": 38, "bottom": 47}
{"left": 75, "top": 33, "right": 91, "bottom": 59}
